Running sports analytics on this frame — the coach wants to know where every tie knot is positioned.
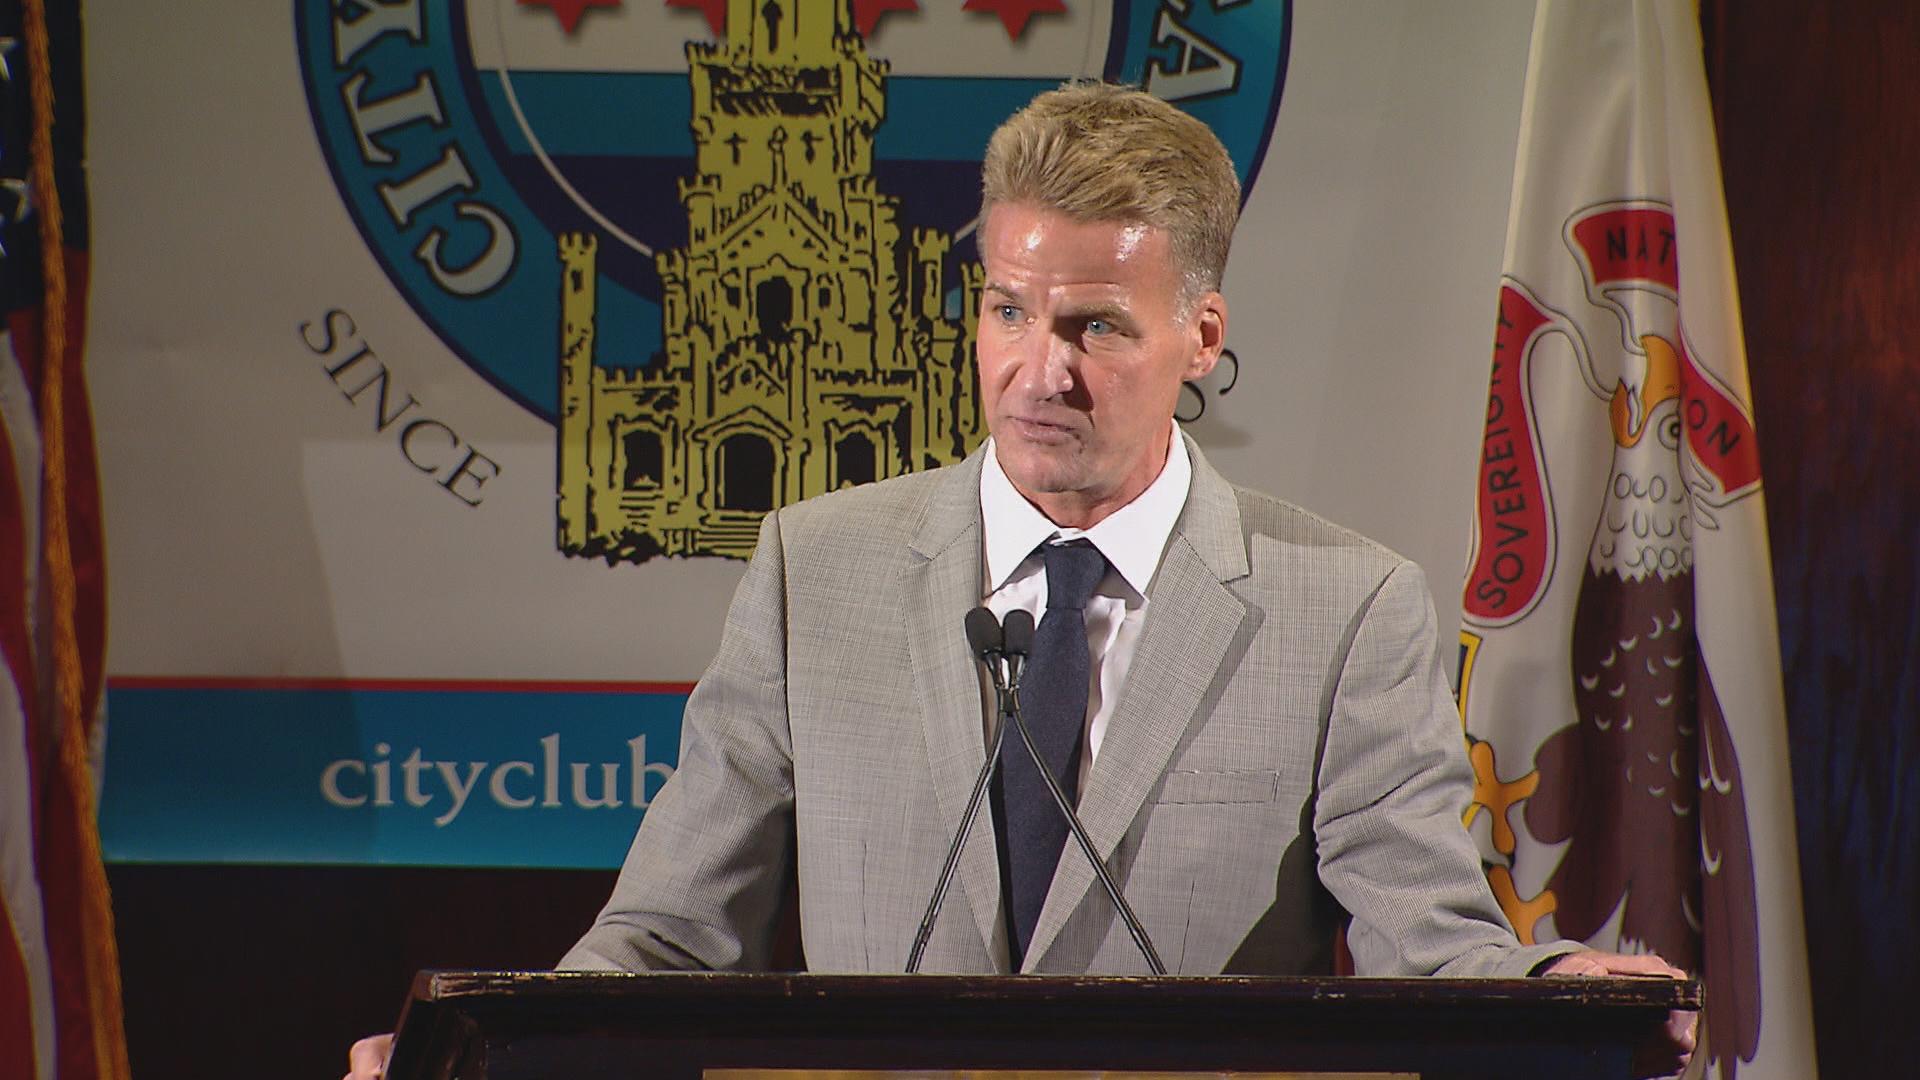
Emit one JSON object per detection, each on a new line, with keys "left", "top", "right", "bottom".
{"left": 1041, "top": 540, "right": 1108, "bottom": 611}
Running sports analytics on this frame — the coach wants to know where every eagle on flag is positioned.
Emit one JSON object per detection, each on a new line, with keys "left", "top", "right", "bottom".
{"left": 1524, "top": 325, "right": 1764, "bottom": 1077}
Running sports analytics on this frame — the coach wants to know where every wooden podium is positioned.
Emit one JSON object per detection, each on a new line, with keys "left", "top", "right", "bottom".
{"left": 384, "top": 971, "right": 1696, "bottom": 1080}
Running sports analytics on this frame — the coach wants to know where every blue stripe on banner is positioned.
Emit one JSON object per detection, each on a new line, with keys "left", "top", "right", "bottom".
{"left": 481, "top": 71, "right": 694, "bottom": 157}
{"left": 478, "top": 71, "right": 1059, "bottom": 162}
{"left": 97, "top": 682, "right": 688, "bottom": 869}
{"left": 877, "top": 77, "right": 1063, "bottom": 162}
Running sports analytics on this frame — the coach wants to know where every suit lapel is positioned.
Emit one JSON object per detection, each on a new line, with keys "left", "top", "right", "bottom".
{"left": 901, "top": 449, "right": 1009, "bottom": 970}
{"left": 1025, "top": 440, "right": 1254, "bottom": 970}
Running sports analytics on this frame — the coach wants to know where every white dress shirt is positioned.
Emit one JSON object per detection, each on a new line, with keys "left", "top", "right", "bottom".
{"left": 978, "top": 425, "right": 1192, "bottom": 784}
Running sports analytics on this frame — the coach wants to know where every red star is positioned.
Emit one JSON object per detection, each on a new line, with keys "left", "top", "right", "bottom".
{"left": 663, "top": 0, "right": 726, "bottom": 36}
{"left": 962, "top": 0, "right": 1066, "bottom": 40}
{"left": 520, "top": 0, "right": 622, "bottom": 35}
{"left": 852, "top": 0, "right": 919, "bottom": 38}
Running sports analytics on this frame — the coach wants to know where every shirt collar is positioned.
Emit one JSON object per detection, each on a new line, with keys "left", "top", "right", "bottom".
{"left": 980, "top": 424, "right": 1192, "bottom": 599}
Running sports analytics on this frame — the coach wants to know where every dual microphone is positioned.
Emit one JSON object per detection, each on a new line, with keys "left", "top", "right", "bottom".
{"left": 903, "top": 606, "right": 1166, "bottom": 974}
{"left": 965, "top": 604, "right": 1033, "bottom": 707}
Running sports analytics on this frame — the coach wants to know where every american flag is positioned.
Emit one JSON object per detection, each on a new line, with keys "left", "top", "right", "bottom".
{"left": 0, "top": 1, "right": 123, "bottom": 1078}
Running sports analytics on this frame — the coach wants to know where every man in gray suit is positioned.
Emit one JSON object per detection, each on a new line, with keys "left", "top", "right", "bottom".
{"left": 351, "top": 82, "right": 1692, "bottom": 1078}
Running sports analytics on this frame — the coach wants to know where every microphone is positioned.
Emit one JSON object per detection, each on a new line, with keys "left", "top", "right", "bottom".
{"left": 1000, "top": 608, "right": 1034, "bottom": 691}
{"left": 906, "top": 608, "right": 1016, "bottom": 972}
{"left": 964, "top": 606, "right": 1006, "bottom": 690}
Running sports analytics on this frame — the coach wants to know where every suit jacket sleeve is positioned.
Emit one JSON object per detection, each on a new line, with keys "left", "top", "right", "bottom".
{"left": 1312, "top": 560, "right": 1575, "bottom": 978}
{"left": 559, "top": 511, "right": 796, "bottom": 971}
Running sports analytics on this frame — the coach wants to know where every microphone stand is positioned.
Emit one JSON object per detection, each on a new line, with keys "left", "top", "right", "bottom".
{"left": 1000, "top": 663, "right": 1168, "bottom": 976}
{"left": 908, "top": 608, "right": 1167, "bottom": 975}
{"left": 905, "top": 611, "right": 1013, "bottom": 973}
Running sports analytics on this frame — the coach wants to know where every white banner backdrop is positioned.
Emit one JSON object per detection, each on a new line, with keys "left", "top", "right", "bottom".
{"left": 84, "top": 0, "right": 1536, "bottom": 865}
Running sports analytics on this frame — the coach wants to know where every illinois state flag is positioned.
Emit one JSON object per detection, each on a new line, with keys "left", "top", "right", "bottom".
{"left": 1457, "top": 2, "right": 1817, "bottom": 1078}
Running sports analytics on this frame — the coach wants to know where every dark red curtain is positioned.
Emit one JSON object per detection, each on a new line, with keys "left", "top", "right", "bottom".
{"left": 1709, "top": 2, "right": 1920, "bottom": 1075}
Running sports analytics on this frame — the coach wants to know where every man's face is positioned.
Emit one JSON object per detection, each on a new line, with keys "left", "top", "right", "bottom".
{"left": 977, "top": 202, "right": 1227, "bottom": 528}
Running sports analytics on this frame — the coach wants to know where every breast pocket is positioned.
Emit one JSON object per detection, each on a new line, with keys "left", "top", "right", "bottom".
{"left": 1154, "top": 768, "right": 1281, "bottom": 805}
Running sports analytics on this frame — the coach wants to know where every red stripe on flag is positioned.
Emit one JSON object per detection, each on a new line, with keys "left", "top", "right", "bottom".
{"left": 0, "top": 889, "right": 39, "bottom": 1080}
{"left": 40, "top": 774, "right": 99, "bottom": 1080}
{"left": 0, "top": 368, "right": 44, "bottom": 1080}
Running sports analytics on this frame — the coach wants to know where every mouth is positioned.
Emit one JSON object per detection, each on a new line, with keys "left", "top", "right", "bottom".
{"left": 1003, "top": 415, "right": 1083, "bottom": 443}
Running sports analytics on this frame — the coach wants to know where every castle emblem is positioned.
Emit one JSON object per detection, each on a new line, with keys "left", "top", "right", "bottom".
{"left": 556, "top": 0, "right": 981, "bottom": 562}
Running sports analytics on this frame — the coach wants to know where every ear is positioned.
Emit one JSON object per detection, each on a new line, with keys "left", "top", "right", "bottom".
{"left": 1184, "top": 291, "right": 1228, "bottom": 381}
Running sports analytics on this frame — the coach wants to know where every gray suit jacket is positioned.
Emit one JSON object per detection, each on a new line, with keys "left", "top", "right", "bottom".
{"left": 562, "top": 439, "right": 1570, "bottom": 977}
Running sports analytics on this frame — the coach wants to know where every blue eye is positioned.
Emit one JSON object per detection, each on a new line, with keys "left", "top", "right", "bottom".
{"left": 1085, "top": 318, "right": 1112, "bottom": 336}
{"left": 995, "top": 304, "right": 1021, "bottom": 323}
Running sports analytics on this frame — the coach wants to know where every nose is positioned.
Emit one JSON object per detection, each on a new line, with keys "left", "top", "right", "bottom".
{"left": 1011, "top": 327, "right": 1075, "bottom": 400}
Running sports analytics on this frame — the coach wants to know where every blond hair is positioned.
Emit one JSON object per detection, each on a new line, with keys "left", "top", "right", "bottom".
{"left": 980, "top": 81, "right": 1241, "bottom": 300}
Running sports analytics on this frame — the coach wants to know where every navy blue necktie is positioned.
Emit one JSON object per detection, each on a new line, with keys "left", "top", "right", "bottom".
{"left": 997, "top": 539, "right": 1107, "bottom": 966}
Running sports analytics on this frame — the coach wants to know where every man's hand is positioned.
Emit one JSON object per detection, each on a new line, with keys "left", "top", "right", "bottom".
{"left": 1543, "top": 951, "right": 1697, "bottom": 1080}
{"left": 344, "top": 1033, "right": 393, "bottom": 1080}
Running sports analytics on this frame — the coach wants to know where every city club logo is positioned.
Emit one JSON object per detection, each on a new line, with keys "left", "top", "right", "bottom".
{"left": 298, "top": 0, "right": 1290, "bottom": 562}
